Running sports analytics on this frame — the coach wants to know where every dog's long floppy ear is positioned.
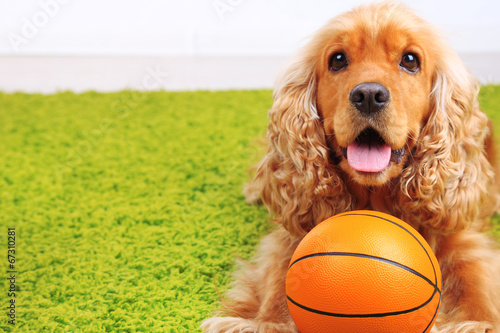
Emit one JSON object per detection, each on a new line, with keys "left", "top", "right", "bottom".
{"left": 398, "top": 47, "right": 495, "bottom": 232}
{"left": 247, "top": 37, "right": 352, "bottom": 238}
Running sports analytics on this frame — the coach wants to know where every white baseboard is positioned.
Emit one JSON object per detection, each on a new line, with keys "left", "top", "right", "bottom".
{"left": 0, "top": 54, "right": 498, "bottom": 94}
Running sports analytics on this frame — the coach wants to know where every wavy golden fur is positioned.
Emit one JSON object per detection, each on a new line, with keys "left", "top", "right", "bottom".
{"left": 202, "top": 2, "right": 500, "bottom": 332}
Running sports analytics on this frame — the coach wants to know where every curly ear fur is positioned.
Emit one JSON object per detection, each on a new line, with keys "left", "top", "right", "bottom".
{"left": 397, "top": 47, "right": 497, "bottom": 232}
{"left": 247, "top": 32, "right": 352, "bottom": 238}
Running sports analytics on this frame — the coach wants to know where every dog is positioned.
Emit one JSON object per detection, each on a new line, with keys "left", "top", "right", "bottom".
{"left": 202, "top": 2, "right": 500, "bottom": 332}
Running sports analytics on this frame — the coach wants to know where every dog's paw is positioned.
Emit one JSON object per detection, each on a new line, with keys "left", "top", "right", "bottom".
{"left": 200, "top": 317, "right": 258, "bottom": 333}
{"left": 432, "top": 321, "right": 496, "bottom": 333}
{"left": 200, "top": 317, "right": 299, "bottom": 333}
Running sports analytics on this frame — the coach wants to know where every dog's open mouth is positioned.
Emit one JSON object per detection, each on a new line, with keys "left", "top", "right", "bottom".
{"left": 339, "top": 128, "right": 405, "bottom": 173}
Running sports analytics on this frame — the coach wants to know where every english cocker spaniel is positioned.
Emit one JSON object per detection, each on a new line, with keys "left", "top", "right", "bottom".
{"left": 202, "top": 2, "right": 500, "bottom": 332}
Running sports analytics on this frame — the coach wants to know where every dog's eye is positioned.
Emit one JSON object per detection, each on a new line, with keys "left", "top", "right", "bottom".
{"left": 329, "top": 52, "right": 348, "bottom": 72}
{"left": 400, "top": 53, "right": 420, "bottom": 72}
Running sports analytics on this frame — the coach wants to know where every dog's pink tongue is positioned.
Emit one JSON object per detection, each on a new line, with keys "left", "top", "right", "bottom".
{"left": 347, "top": 142, "right": 391, "bottom": 172}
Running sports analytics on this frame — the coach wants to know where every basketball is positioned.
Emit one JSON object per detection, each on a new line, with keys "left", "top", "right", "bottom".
{"left": 286, "top": 210, "right": 441, "bottom": 333}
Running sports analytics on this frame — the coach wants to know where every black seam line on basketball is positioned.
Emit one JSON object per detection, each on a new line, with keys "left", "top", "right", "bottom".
{"left": 288, "top": 252, "right": 440, "bottom": 294}
{"left": 422, "top": 294, "right": 441, "bottom": 333}
{"left": 286, "top": 287, "right": 440, "bottom": 318}
{"left": 336, "top": 213, "right": 439, "bottom": 287}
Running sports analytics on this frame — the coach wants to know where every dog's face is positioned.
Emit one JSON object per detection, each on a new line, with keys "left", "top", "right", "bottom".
{"left": 316, "top": 21, "right": 436, "bottom": 186}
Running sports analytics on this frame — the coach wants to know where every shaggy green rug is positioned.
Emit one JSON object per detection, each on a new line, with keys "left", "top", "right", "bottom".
{"left": 0, "top": 87, "right": 499, "bottom": 332}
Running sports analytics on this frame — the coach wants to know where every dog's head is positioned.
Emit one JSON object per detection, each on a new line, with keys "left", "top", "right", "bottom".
{"left": 315, "top": 6, "right": 435, "bottom": 185}
{"left": 257, "top": 2, "right": 493, "bottom": 236}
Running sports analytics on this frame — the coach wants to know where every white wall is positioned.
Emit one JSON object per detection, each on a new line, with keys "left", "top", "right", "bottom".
{"left": 1, "top": 0, "right": 500, "bottom": 56}
{"left": 0, "top": 0, "right": 499, "bottom": 92}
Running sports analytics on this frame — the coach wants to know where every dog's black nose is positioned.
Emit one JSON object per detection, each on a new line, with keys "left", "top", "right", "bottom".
{"left": 350, "top": 82, "right": 390, "bottom": 115}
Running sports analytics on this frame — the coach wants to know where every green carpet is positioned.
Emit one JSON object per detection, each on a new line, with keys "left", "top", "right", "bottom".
{"left": 0, "top": 87, "right": 499, "bottom": 332}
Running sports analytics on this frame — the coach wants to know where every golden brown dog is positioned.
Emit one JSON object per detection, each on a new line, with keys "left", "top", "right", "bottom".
{"left": 202, "top": 2, "right": 500, "bottom": 332}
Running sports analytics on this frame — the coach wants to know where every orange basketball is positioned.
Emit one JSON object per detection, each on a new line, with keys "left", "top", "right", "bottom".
{"left": 286, "top": 210, "right": 441, "bottom": 333}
